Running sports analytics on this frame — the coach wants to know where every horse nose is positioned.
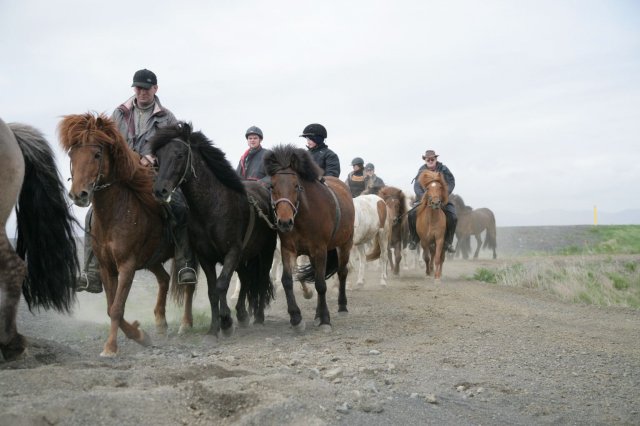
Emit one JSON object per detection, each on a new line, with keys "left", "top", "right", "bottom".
{"left": 277, "top": 218, "right": 294, "bottom": 232}
{"left": 153, "top": 187, "right": 172, "bottom": 203}
{"left": 69, "top": 190, "right": 90, "bottom": 207}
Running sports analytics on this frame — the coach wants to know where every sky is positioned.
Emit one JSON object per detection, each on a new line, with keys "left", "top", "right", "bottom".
{"left": 2, "top": 0, "right": 639, "bottom": 228}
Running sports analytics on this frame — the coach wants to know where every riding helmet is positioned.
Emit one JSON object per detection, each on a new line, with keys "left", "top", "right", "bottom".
{"left": 351, "top": 157, "right": 364, "bottom": 167}
{"left": 365, "top": 163, "right": 375, "bottom": 170}
{"left": 299, "top": 123, "right": 327, "bottom": 139}
{"left": 245, "top": 126, "right": 263, "bottom": 139}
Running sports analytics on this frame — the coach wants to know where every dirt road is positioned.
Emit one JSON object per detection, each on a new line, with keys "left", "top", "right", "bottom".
{"left": 2, "top": 243, "right": 639, "bottom": 425}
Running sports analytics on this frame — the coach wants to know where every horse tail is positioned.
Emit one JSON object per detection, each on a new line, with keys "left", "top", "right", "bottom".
{"left": 365, "top": 233, "right": 382, "bottom": 261}
{"left": 296, "top": 249, "right": 339, "bottom": 283}
{"left": 243, "top": 253, "right": 276, "bottom": 314}
{"left": 483, "top": 211, "right": 498, "bottom": 250}
{"left": 12, "top": 124, "right": 79, "bottom": 313}
{"left": 169, "top": 259, "right": 185, "bottom": 305}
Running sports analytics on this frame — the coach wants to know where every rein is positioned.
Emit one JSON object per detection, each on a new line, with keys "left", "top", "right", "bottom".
{"left": 270, "top": 171, "right": 301, "bottom": 220}
{"left": 165, "top": 139, "right": 196, "bottom": 198}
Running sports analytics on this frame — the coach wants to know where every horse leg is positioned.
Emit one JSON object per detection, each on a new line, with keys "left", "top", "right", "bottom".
{"left": 474, "top": 234, "right": 482, "bottom": 259}
{"left": 356, "top": 244, "right": 365, "bottom": 288}
{"left": 393, "top": 243, "right": 402, "bottom": 275}
{"left": 337, "top": 246, "right": 351, "bottom": 315}
{"left": 280, "top": 248, "right": 303, "bottom": 330}
{"left": 216, "top": 252, "right": 241, "bottom": 336}
{"left": 149, "top": 264, "right": 170, "bottom": 336}
{"left": 434, "top": 238, "right": 444, "bottom": 282}
{"left": 0, "top": 238, "right": 28, "bottom": 361}
{"left": 421, "top": 240, "right": 432, "bottom": 277}
{"left": 234, "top": 269, "right": 250, "bottom": 327}
{"left": 199, "top": 262, "right": 221, "bottom": 338}
{"left": 312, "top": 250, "right": 331, "bottom": 330}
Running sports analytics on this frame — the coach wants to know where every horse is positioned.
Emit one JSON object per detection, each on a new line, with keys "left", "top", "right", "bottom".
{"left": 59, "top": 112, "right": 177, "bottom": 357}
{"left": 0, "top": 118, "right": 79, "bottom": 361}
{"left": 150, "top": 122, "right": 276, "bottom": 337}
{"left": 366, "top": 186, "right": 406, "bottom": 275}
{"left": 264, "top": 144, "right": 355, "bottom": 331}
{"left": 352, "top": 194, "right": 389, "bottom": 287}
{"left": 416, "top": 170, "right": 448, "bottom": 281}
{"left": 450, "top": 194, "right": 497, "bottom": 259}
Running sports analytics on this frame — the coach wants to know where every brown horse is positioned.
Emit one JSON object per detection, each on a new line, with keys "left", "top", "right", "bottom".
{"left": 264, "top": 145, "right": 354, "bottom": 331}
{"left": 416, "top": 171, "right": 448, "bottom": 280}
{"left": 0, "top": 118, "right": 78, "bottom": 361}
{"left": 366, "top": 186, "right": 406, "bottom": 275}
{"left": 450, "top": 194, "right": 497, "bottom": 259}
{"left": 59, "top": 113, "right": 176, "bottom": 357}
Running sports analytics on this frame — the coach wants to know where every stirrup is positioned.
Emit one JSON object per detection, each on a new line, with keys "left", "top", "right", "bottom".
{"left": 178, "top": 267, "right": 197, "bottom": 285}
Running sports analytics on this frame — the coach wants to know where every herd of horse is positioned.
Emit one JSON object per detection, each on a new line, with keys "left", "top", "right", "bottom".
{"left": 0, "top": 113, "right": 497, "bottom": 360}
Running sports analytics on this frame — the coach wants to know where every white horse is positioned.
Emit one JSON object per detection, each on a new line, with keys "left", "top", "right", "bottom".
{"left": 351, "top": 194, "right": 390, "bottom": 287}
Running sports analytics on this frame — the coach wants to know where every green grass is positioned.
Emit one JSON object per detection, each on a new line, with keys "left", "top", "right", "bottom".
{"left": 473, "top": 225, "right": 640, "bottom": 309}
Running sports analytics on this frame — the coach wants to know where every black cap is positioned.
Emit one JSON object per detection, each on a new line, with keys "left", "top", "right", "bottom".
{"left": 131, "top": 69, "right": 157, "bottom": 89}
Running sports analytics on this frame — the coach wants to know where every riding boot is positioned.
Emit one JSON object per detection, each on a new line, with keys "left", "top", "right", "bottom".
{"left": 174, "top": 224, "right": 197, "bottom": 285}
{"left": 76, "top": 207, "right": 103, "bottom": 293}
{"left": 407, "top": 208, "right": 419, "bottom": 250}
{"left": 444, "top": 210, "right": 458, "bottom": 254}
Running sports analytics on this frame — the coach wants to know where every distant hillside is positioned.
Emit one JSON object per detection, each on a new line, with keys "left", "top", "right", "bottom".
{"left": 497, "top": 209, "right": 640, "bottom": 227}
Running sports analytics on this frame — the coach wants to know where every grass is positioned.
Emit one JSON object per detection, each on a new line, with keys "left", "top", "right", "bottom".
{"left": 473, "top": 225, "right": 640, "bottom": 309}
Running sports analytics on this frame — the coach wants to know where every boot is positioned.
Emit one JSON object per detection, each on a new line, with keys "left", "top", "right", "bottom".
{"left": 174, "top": 224, "right": 197, "bottom": 285}
{"left": 444, "top": 210, "right": 457, "bottom": 254}
{"left": 76, "top": 209, "right": 103, "bottom": 293}
{"left": 407, "top": 209, "right": 419, "bottom": 250}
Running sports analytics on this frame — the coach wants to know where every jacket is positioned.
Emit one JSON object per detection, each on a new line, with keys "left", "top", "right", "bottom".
{"left": 413, "top": 162, "right": 455, "bottom": 202}
{"left": 307, "top": 143, "right": 341, "bottom": 178}
{"left": 236, "top": 146, "right": 272, "bottom": 180}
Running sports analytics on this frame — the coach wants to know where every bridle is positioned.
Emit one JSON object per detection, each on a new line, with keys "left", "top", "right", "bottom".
{"left": 270, "top": 171, "right": 302, "bottom": 220}
{"left": 69, "top": 144, "right": 112, "bottom": 192}
{"left": 424, "top": 180, "right": 444, "bottom": 210}
{"left": 163, "top": 139, "right": 196, "bottom": 198}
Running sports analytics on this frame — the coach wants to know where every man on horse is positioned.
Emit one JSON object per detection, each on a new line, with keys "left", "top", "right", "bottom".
{"left": 408, "top": 149, "right": 457, "bottom": 254}
{"left": 345, "top": 157, "right": 367, "bottom": 197}
{"left": 236, "top": 126, "right": 271, "bottom": 180}
{"left": 364, "top": 162, "right": 385, "bottom": 192}
{"left": 77, "top": 69, "right": 197, "bottom": 292}
{"left": 299, "top": 123, "right": 341, "bottom": 178}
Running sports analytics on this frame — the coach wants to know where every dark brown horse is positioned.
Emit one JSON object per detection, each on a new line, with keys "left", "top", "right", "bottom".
{"left": 1, "top": 118, "right": 78, "bottom": 361}
{"left": 450, "top": 194, "right": 497, "bottom": 259}
{"left": 150, "top": 122, "right": 276, "bottom": 338}
{"left": 264, "top": 145, "right": 354, "bottom": 331}
{"left": 366, "top": 186, "right": 406, "bottom": 275}
{"left": 59, "top": 113, "right": 176, "bottom": 357}
{"left": 416, "top": 171, "right": 448, "bottom": 280}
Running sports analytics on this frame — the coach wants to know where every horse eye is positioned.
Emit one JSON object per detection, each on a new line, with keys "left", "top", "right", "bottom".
{"left": 94, "top": 151, "right": 102, "bottom": 159}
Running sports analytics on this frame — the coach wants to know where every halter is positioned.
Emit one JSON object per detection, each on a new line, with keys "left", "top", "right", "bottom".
{"left": 69, "top": 144, "right": 112, "bottom": 193}
{"left": 270, "top": 171, "right": 302, "bottom": 220}
{"left": 164, "top": 139, "right": 196, "bottom": 198}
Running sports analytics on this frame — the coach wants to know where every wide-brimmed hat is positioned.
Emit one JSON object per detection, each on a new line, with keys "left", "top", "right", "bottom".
{"left": 422, "top": 150, "right": 439, "bottom": 160}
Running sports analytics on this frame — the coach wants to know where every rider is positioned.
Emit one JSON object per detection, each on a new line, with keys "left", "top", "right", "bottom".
{"left": 345, "top": 157, "right": 366, "bottom": 197}
{"left": 236, "top": 126, "right": 271, "bottom": 180}
{"left": 407, "top": 149, "right": 457, "bottom": 254}
{"left": 76, "top": 68, "right": 197, "bottom": 293}
{"left": 299, "top": 123, "right": 341, "bottom": 178}
{"left": 364, "top": 162, "right": 385, "bottom": 192}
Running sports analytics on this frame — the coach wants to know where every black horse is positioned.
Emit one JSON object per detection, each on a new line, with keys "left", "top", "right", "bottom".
{"left": 150, "top": 122, "right": 276, "bottom": 338}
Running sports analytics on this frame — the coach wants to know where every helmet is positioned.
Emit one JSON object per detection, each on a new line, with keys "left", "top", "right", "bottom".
{"left": 245, "top": 126, "right": 263, "bottom": 139}
{"left": 365, "top": 163, "right": 375, "bottom": 171}
{"left": 300, "top": 123, "right": 327, "bottom": 139}
{"left": 351, "top": 157, "right": 364, "bottom": 166}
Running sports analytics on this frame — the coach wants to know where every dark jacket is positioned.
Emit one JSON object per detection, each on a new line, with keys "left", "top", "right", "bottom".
{"left": 413, "top": 162, "right": 455, "bottom": 202}
{"left": 112, "top": 95, "right": 177, "bottom": 157}
{"left": 307, "top": 143, "right": 341, "bottom": 177}
{"left": 345, "top": 171, "right": 366, "bottom": 197}
{"left": 236, "top": 146, "right": 272, "bottom": 180}
{"left": 365, "top": 175, "right": 385, "bottom": 191}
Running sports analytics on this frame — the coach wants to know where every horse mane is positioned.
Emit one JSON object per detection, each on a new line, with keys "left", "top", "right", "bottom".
{"left": 58, "top": 112, "right": 157, "bottom": 210}
{"left": 418, "top": 171, "right": 449, "bottom": 205}
{"left": 378, "top": 186, "right": 406, "bottom": 216}
{"left": 151, "top": 122, "right": 246, "bottom": 195}
{"left": 264, "top": 144, "right": 323, "bottom": 182}
{"left": 450, "top": 193, "right": 471, "bottom": 211}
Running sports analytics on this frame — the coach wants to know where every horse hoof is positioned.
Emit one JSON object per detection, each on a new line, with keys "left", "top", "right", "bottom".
{"left": 222, "top": 324, "right": 235, "bottom": 337}
{"left": 177, "top": 324, "right": 192, "bottom": 336}
{"left": 202, "top": 334, "right": 219, "bottom": 346}
{"left": 100, "top": 350, "right": 118, "bottom": 358}
{"left": 136, "top": 330, "right": 152, "bottom": 347}
{"left": 291, "top": 320, "right": 306, "bottom": 333}
{"left": 435, "top": 278, "right": 442, "bottom": 285}
{"left": 319, "top": 324, "right": 332, "bottom": 333}
{"left": 0, "top": 335, "right": 28, "bottom": 361}
{"left": 314, "top": 317, "right": 322, "bottom": 327}
{"left": 338, "top": 310, "right": 348, "bottom": 316}
{"left": 302, "top": 289, "right": 314, "bottom": 300}
{"left": 237, "top": 318, "right": 250, "bottom": 328}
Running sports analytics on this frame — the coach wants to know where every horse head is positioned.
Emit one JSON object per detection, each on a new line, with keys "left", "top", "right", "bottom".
{"left": 59, "top": 113, "right": 137, "bottom": 207}
{"left": 150, "top": 122, "right": 194, "bottom": 203}
{"left": 419, "top": 171, "right": 448, "bottom": 210}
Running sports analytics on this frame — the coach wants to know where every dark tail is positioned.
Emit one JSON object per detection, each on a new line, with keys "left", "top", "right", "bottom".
{"left": 169, "top": 258, "right": 185, "bottom": 305}
{"left": 12, "top": 123, "right": 79, "bottom": 313}
{"left": 297, "top": 249, "right": 339, "bottom": 283}
{"left": 483, "top": 212, "right": 497, "bottom": 250}
{"left": 240, "top": 253, "right": 275, "bottom": 314}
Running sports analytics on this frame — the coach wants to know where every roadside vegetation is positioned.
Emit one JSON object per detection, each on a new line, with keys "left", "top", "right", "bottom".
{"left": 473, "top": 225, "right": 640, "bottom": 309}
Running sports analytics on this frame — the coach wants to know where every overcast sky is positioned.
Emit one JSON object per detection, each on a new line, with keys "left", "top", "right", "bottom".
{"left": 2, "top": 0, "right": 639, "bottom": 227}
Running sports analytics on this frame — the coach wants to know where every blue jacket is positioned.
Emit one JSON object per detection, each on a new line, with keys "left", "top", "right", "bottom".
{"left": 413, "top": 162, "right": 455, "bottom": 202}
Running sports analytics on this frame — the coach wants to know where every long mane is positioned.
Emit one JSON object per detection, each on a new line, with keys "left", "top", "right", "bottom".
{"left": 57, "top": 112, "right": 157, "bottom": 210}
{"left": 264, "top": 144, "right": 323, "bottom": 182}
{"left": 151, "top": 122, "right": 245, "bottom": 195}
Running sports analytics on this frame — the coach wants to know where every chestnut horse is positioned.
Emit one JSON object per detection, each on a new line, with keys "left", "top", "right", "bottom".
{"left": 150, "top": 123, "right": 276, "bottom": 338}
{"left": 264, "top": 145, "right": 354, "bottom": 331}
{"left": 416, "top": 171, "right": 448, "bottom": 281}
{"left": 365, "top": 186, "right": 406, "bottom": 275}
{"left": 59, "top": 113, "right": 177, "bottom": 357}
{"left": 450, "top": 194, "right": 497, "bottom": 259}
{"left": 0, "top": 118, "right": 78, "bottom": 361}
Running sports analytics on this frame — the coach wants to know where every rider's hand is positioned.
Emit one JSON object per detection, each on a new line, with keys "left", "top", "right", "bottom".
{"left": 140, "top": 154, "right": 157, "bottom": 167}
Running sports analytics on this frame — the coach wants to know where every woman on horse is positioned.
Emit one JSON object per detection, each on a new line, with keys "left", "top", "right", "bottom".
{"left": 299, "top": 123, "right": 341, "bottom": 178}
{"left": 345, "top": 157, "right": 367, "bottom": 197}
